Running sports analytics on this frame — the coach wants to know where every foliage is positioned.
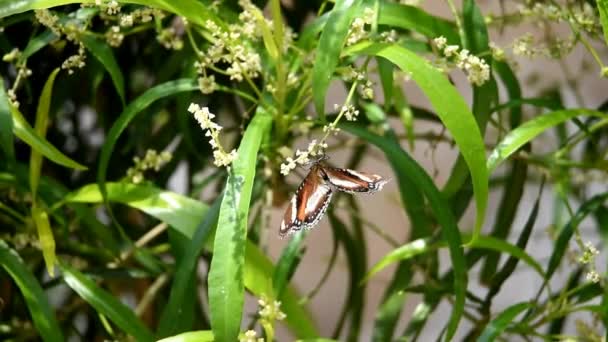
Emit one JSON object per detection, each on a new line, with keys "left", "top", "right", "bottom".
{"left": 0, "top": 0, "right": 607, "bottom": 341}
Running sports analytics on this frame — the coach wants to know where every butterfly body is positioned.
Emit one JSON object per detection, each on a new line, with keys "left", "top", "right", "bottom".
{"left": 279, "top": 160, "right": 388, "bottom": 237}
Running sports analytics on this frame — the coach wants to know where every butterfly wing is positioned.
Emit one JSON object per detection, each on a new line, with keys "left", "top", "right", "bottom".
{"left": 322, "top": 166, "right": 388, "bottom": 194}
{"left": 279, "top": 166, "right": 333, "bottom": 237}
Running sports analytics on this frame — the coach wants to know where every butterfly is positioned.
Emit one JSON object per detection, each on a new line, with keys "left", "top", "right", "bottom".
{"left": 279, "top": 157, "right": 388, "bottom": 237}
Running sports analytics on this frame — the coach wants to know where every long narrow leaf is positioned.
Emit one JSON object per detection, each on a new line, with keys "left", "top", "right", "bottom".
{"left": 97, "top": 79, "right": 197, "bottom": 199}
{"left": 157, "top": 195, "right": 222, "bottom": 337}
{"left": 80, "top": 33, "right": 125, "bottom": 105}
{"left": 341, "top": 123, "right": 467, "bottom": 340}
{"left": 0, "top": 243, "right": 64, "bottom": 342}
{"left": 0, "top": 81, "right": 14, "bottom": 161}
{"left": 61, "top": 263, "right": 155, "bottom": 341}
{"left": 11, "top": 105, "right": 87, "bottom": 170}
{"left": 207, "top": 107, "right": 272, "bottom": 341}
{"left": 478, "top": 302, "right": 532, "bottom": 342}
{"left": 63, "top": 181, "right": 319, "bottom": 338}
{"left": 312, "top": 0, "right": 361, "bottom": 119}
{"left": 487, "top": 109, "right": 607, "bottom": 172}
{"left": 345, "top": 42, "right": 488, "bottom": 242}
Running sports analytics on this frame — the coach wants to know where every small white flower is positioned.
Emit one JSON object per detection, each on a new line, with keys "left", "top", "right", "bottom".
{"left": 433, "top": 36, "right": 447, "bottom": 50}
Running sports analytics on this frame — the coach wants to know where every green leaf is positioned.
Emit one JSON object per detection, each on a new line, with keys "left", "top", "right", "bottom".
{"left": 157, "top": 196, "right": 222, "bottom": 338}
{"left": 328, "top": 210, "right": 366, "bottom": 341}
{"left": 0, "top": 242, "right": 64, "bottom": 342}
{"left": 478, "top": 302, "right": 532, "bottom": 342}
{"left": 546, "top": 193, "right": 608, "bottom": 280}
{"left": 485, "top": 184, "right": 541, "bottom": 302}
{"left": 29, "top": 68, "right": 60, "bottom": 276}
{"left": 30, "top": 68, "right": 60, "bottom": 200}
{"left": 80, "top": 33, "right": 125, "bottom": 105}
{"left": 11, "top": 105, "right": 87, "bottom": 170}
{"left": 245, "top": 240, "right": 318, "bottom": 338}
{"left": 363, "top": 238, "right": 437, "bottom": 283}
{"left": 64, "top": 182, "right": 206, "bottom": 238}
{"left": 0, "top": 80, "right": 14, "bottom": 161}
{"left": 377, "top": 57, "right": 393, "bottom": 110}
{"left": 378, "top": 2, "right": 459, "bottom": 43}
{"left": 32, "top": 205, "right": 56, "bottom": 276}
{"left": 97, "top": 79, "right": 197, "bottom": 199}
{"left": 487, "top": 109, "right": 607, "bottom": 172}
{"left": 468, "top": 235, "right": 545, "bottom": 279}
{"left": 21, "top": 30, "right": 56, "bottom": 61}
{"left": 207, "top": 107, "right": 272, "bottom": 342}
{"left": 372, "top": 261, "right": 412, "bottom": 342}
{"left": 597, "top": 0, "right": 608, "bottom": 45}
{"left": 63, "top": 182, "right": 318, "bottom": 338}
{"left": 273, "top": 230, "right": 307, "bottom": 299}
{"left": 61, "top": 263, "right": 155, "bottom": 341}
{"left": 341, "top": 123, "right": 467, "bottom": 341}
{"left": 345, "top": 42, "right": 488, "bottom": 242}
{"left": 0, "top": 0, "right": 220, "bottom": 26}
{"left": 157, "top": 331, "right": 214, "bottom": 342}
{"left": 312, "top": 0, "right": 361, "bottom": 119}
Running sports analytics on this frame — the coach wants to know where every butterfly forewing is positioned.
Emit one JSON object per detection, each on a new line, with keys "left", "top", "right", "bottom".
{"left": 279, "top": 165, "right": 333, "bottom": 237}
{"left": 322, "top": 166, "right": 388, "bottom": 194}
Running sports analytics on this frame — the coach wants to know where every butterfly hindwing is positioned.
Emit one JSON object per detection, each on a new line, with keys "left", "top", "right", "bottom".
{"left": 322, "top": 166, "right": 388, "bottom": 194}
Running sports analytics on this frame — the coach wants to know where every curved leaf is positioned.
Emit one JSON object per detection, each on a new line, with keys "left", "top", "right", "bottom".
{"left": 11, "top": 105, "right": 87, "bottom": 170}
{"left": 0, "top": 242, "right": 64, "bottom": 342}
{"left": 0, "top": 0, "right": 220, "bottom": 26}
{"left": 363, "top": 238, "right": 438, "bottom": 283}
{"left": 487, "top": 109, "right": 607, "bottom": 172}
{"left": 157, "top": 196, "right": 222, "bottom": 337}
{"left": 478, "top": 302, "right": 532, "bottom": 342}
{"left": 546, "top": 193, "right": 608, "bottom": 280}
{"left": 341, "top": 123, "right": 467, "bottom": 341}
{"left": 62, "top": 181, "right": 318, "bottom": 338}
{"left": 0, "top": 80, "right": 14, "bottom": 161}
{"left": 30, "top": 68, "right": 60, "bottom": 200}
{"left": 21, "top": 30, "right": 56, "bottom": 61}
{"left": 312, "top": 0, "right": 361, "bottom": 119}
{"left": 80, "top": 33, "right": 125, "bottom": 105}
{"left": 207, "top": 107, "right": 272, "bottom": 341}
{"left": 61, "top": 263, "right": 155, "bottom": 342}
{"left": 157, "top": 331, "right": 214, "bottom": 342}
{"left": 378, "top": 2, "right": 459, "bottom": 43}
{"left": 97, "top": 78, "right": 197, "bottom": 198}
{"left": 345, "top": 42, "right": 488, "bottom": 242}
{"left": 598, "top": 0, "right": 608, "bottom": 45}
{"left": 468, "top": 235, "right": 545, "bottom": 278}
{"left": 64, "top": 182, "right": 205, "bottom": 238}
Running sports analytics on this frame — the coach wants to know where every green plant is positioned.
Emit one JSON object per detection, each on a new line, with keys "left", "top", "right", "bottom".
{"left": 0, "top": 0, "right": 607, "bottom": 341}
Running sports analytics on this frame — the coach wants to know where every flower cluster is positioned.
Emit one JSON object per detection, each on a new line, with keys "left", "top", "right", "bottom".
{"left": 346, "top": 7, "right": 376, "bottom": 46}
{"left": 105, "top": 26, "right": 124, "bottom": 47}
{"left": 125, "top": 149, "right": 172, "bottom": 184}
{"left": 258, "top": 296, "right": 286, "bottom": 322}
{"left": 157, "top": 27, "right": 184, "bottom": 50}
{"left": 118, "top": 8, "right": 163, "bottom": 27}
{"left": 93, "top": 0, "right": 121, "bottom": 15}
{"left": 432, "top": 36, "right": 491, "bottom": 86}
{"left": 61, "top": 43, "right": 86, "bottom": 74}
{"left": 280, "top": 139, "right": 328, "bottom": 175}
{"left": 238, "top": 330, "right": 263, "bottom": 342}
{"left": 577, "top": 241, "right": 602, "bottom": 284}
{"left": 34, "top": 9, "right": 61, "bottom": 36}
{"left": 192, "top": 14, "right": 262, "bottom": 93}
{"left": 335, "top": 104, "right": 360, "bottom": 121}
{"left": 343, "top": 66, "right": 375, "bottom": 99}
{"left": 517, "top": 1, "right": 601, "bottom": 36}
{"left": 188, "top": 103, "right": 238, "bottom": 167}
